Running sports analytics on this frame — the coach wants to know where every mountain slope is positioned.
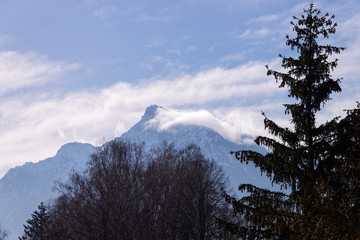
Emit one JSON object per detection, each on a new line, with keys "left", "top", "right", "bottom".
{"left": 121, "top": 105, "right": 272, "bottom": 190}
{"left": 0, "top": 105, "right": 273, "bottom": 238}
{"left": 0, "top": 142, "right": 95, "bottom": 239}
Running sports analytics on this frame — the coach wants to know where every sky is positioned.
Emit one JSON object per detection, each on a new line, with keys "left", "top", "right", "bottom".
{"left": 0, "top": 0, "right": 359, "bottom": 178}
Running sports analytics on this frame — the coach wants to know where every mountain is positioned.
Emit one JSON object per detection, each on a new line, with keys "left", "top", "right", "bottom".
{"left": 0, "top": 105, "right": 273, "bottom": 238}
{"left": 121, "top": 105, "right": 271, "bottom": 190}
{"left": 0, "top": 143, "right": 95, "bottom": 239}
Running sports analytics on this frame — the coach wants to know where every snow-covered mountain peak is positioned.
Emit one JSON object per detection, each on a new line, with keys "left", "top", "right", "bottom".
{"left": 141, "top": 104, "right": 163, "bottom": 122}
{"left": 55, "top": 142, "right": 95, "bottom": 160}
{"left": 123, "top": 106, "right": 237, "bottom": 149}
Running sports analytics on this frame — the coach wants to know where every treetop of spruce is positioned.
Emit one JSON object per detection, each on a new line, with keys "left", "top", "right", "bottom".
{"left": 219, "top": 3, "right": 360, "bottom": 239}
{"left": 18, "top": 202, "right": 50, "bottom": 240}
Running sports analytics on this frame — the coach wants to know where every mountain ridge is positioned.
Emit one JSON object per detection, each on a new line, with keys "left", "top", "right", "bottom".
{"left": 0, "top": 105, "right": 271, "bottom": 239}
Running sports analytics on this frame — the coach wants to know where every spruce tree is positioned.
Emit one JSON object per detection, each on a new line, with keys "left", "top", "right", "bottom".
{"left": 19, "top": 202, "right": 50, "bottom": 240}
{"left": 218, "top": 4, "right": 360, "bottom": 239}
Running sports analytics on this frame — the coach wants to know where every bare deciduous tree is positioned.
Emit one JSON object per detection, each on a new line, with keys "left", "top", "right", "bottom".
{"left": 47, "top": 140, "right": 235, "bottom": 240}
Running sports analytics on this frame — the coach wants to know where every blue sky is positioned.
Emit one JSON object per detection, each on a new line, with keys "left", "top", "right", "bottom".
{"left": 0, "top": 0, "right": 359, "bottom": 177}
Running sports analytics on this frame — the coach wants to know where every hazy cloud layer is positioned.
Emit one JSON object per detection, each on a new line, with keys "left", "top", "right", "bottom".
{"left": 1, "top": 0, "right": 360, "bottom": 178}
{"left": 1, "top": 45, "right": 358, "bottom": 177}
{"left": 0, "top": 59, "right": 286, "bottom": 177}
{"left": 0, "top": 51, "right": 79, "bottom": 94}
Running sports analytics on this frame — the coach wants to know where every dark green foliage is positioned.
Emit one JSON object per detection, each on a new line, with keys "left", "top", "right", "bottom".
{"left": 19, "top": 202, "right": 50, "bottom": 240}
{"left": 219, "top": 4, "right": 360, "bottom": 239}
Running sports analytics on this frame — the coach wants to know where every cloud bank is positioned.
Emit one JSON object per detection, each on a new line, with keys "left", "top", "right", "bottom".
{"left": 1, "top": 40, "right": 359, "bottom": 178}
{"left": 1, "top": 0, "right": 360, "bottom": 178}
{"left": 0, "top": 57, "right": 286, "bottom": 177}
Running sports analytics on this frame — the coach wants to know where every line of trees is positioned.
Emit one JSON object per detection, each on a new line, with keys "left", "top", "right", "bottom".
{"left": 19, "top": 141, "right": 238, "bottom": 240}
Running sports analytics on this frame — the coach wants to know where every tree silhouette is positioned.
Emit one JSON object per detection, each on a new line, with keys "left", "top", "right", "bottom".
{"left": 19, "top": 202, "right": 50, "bottom": 240}
{"left": 218, "top": 4, "right": 360, "bottom": 239}
{"left": 48, "top": 141, "right": 235, "bottom": 240}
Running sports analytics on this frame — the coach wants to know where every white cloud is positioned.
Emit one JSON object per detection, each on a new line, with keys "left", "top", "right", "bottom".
{"left": 0, "top": 44, "right": 358, "bottom": 177}
{"left": 0, "top": 60, "right": 283, "bottom": 177}
{"left": 141, "top": 56, "right": 191, "bottom": 75}
{"left": 0, "top": 35, "right": 12, "bottom": 46}
{"left": 146, "top": 38, "right": 166, "bottom": 48}
{"left": 140, "top": 62, "right": 154, "bottom": 71}
{"left": 249, "top": 14, "right": 279, "bottom": 24}
{"left": 219, "top": 52, "right": 244, "bottom": 62}
{"left": 92, "top": 6, "right": 118, "bottom": 18}
{"left": 136, "top": 14, "right": 169, "bottom": 22}
{"left": 145, "top": 103, "right": 295, "bottom": 148}
{"left": 168, "top": 49, "right": 182, "bottom": 56}
{"left": 147, "top": 107, "right": 267, "bottom": 143}
{"left": 235, "top": 3, "right": 311, "bottom": 43}
{"left": 1, "top": 0, "right": 360, "bottom": 178}
{"left": 118, "top": 5, "right": 143, "bottom": 17}
{"left": 236, "top": 28, "right": 272, "bottom": 39}
{"left": 0, "top": 51, "right": 79, "bottom": 94}
{"left": 185, "top": 46, "right": 196, "bottom": 52}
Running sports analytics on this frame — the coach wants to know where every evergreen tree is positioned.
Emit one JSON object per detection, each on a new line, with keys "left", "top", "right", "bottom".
{"left": 19, "top": 202, "right": 50, "bottom": 240}
{"left": 218, "top": 4, "right": 360, "bottom": 239}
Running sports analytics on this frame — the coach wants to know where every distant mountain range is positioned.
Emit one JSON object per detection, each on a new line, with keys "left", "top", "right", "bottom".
{"left": 0, "top": 105, "right": 273, "bottom": 239}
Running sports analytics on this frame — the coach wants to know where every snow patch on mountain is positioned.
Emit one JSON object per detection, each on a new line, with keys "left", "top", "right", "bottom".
{"left": 121, "top": 105, "right": 271, "bottom": 191}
